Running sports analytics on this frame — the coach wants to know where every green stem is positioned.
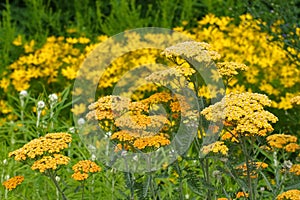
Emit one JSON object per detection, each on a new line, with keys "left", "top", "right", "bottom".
{"left": 241, "top": 136, "right": 254, "bottom": 200}
{"left": 48, "top": 170, "right": 68, "bottom": 200}
{"left": 81, "top": 180, "right": 85, "bottom": 200}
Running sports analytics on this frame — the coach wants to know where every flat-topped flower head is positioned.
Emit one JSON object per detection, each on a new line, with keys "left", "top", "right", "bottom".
{"left": 162, "top": 41, "right": 221, "bottom": 62}
{"left": 9, "top": 132, "right": 72, "bottom": 161}
{"left": 276, "top": 189, "right": 300, "bottom": 200}
{"left": 201, "top": 141, "right": 229, "bottom": 156}
{"left": 289, "top": 164, "right": 300, "bottom": 176}
{"left": 266, "top": 134, "right": 299, "bottom": 151}
{"left": 111, "top": 130, "right": 170, "bottom": 150}
{"left": 2, "top": 176, "right": 24, "bottom": 191}
{"left": 115, "top": 113, "right": 169, "bottom": 133}
{"left": 216, "top": 62, "right": 248, "bottom": 78}
{"left": 71, "top": 160, "right": 101, "bottom": 181}
{"left": 201, "top": 92, "right": 278, "bottom": 137}
{"left": 31, "top": 154, "right": 70, "bottom": 173}
{"left": 290, "top": 95, "right": 300, "bottom": 106}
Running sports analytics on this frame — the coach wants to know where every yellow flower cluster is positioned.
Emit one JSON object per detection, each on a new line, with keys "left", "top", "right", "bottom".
{"left": 201, "top": 141, "right": 229, "bottom": 156}
{"left": 115, "top": 113, "right": 169, "bottom": 132}
{"left": 2, "top": 36, "right": 94, "bottom": 92}
{"left": 276, "top": 189, "right": 300, "bottom": 200}
{"left": 236, "top": 161, "right": 268, "bottom": 178}
{"left": 236, "top": 191, "right": 249, "bottom": 198}
{"left": 111, "top": 131, "right": 170, "bottom": 150}
{"left": 291, "top": 96, "right": 300, "bottom": 106}
{"left": 87, "top": 90, "right": 199, "bottom": 151}
{"left": 31, "top": 154, "right": 70, "bottom": 173}
{"left": 161, "top": 41, "right": 221, "bottom": 63}
{"left": 216, "top": 62, "right": 248, "bottom": 79}
{"left": 132, "top": 134, "right": 171, "bottom": 150}
{"left": 201, "top": 92, "right": 278, "bottom": 137}
{"left": 9, "top": 132, "right": 72, "bottom": 161}
{"left": 183, "top": 13, "right": 300, "bottom": 109}
{"left": 2, "top": 176, "right": 24, "bottom": 191}
{"left": 266, "top": 134, "right": 300, "bottom": 152}
{"left": 71, "top": 160, "right": 101, "bottom": 181}
{"left": 289, "top": 164, "right": 300, "bottom": 176}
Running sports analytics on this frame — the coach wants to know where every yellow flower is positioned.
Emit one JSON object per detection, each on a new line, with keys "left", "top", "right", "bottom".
{"left": 0, "top": 78, "right": 10, "bottom": 92}
{"left": 71, "top": 103, "right": 86, "bottom": 115}
{"left": 201, "top": 141, "right": 229, "bottom": 156}
{"left": 61, "top": 66, "right": 78, "bottom": 80}
{"left": 24, "top": 40, "right": 35, "bottom": 53}
{"left": 201, "top": 92, "right": 278, "bottom": 137}
{"left": 266, "top": 134, "right": 298, "bottom": 149}
{"left": 284, "top": 143, "right": 300, "bottom": 152}
{"left": 289, "top": 164, "right": 300, "bottom": 176}
{"left": 236, "top": 191, "right": 249, "bottom": 198}
{"left": 71, "top": 160, "right": 101, "bottom": 181}
{"left": 216, "top": 61, "right": 248, "bottom": 78}
{"left": 31, "top": 154, "right": 70, "bottom": 173}
{"left": 236, "top": 161, "right": 268, "bottom": 178}
{"left": 12, "top": 35, "right": 22, "bottom": 46}
{"left": 161, "top": 41, "right": 221, "bottom": 63}
{"left": 291, "top": 96, "right": 300, "bottom": 106}
{"left": 9, "top": 132, "right": 72, "bottom": 161}
{"left": 276, "top": 189, "right": 300, "bottom": 200}
{"left": 2, "top": 176, "right": 24, "bottom": 191}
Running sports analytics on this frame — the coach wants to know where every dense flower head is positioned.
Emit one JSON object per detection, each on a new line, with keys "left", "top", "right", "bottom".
{"left": 289, "top": 164, "right": 300, "bottom": 176}
{"left": 201, "top": 92, "right": 278, "bottom": 137}
{"left": 31, "top": 154, "right": 70, "bottom": 173}
{"left": 2, "top": 176, "right": 24, "bottom": 191}
{"left": 115, "top": 113, "right": 170, "bottom": 132}
{"left": 132, "top": 134, "right": 170, "bottom": 149}
{"left": 290, "top": 96, "right": 300, "bottom": 106}
{"left": 9, "top": 132, "right": 72, "bottom": 161}
{"left": 266, "top": 134, "right": 299, "bottom": 150}
{"left": 111, "top": 130, "right": 170, "bottom": 150}
{"left": 276, "top": 189, "right": 300, "bottom": 200}
{"left": 86, "top": 95, "right": 138, "bottom": 121}
{"left": 162, "top": 41, "right": 221, "bottom": 62}
{"left": 216, "top": 62, "right": 248, "bottom": 78}
{"left": 201, "top": 141, "right": 229, "bottom": 156}
{"left": 71, "top": 160, "right": 101, "bottom": 181}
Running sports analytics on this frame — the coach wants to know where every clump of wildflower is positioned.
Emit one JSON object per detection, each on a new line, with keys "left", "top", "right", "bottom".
{"left": 201, "top": 141, "right": 229, "bottom": 156}
{"left": 216, "top": 62, "right": 248, "bottom": 78}
{"left": 71, "top": 160, "right": 101, "bottom": 181}
{"left": 31, "top": 154, "right": 70, "bottom": 173}
{"left": 266, "top": 134, "right": 299, "bottom": 151}
{"left": 201, "top": 92, "right": 278, "bottom": 137}
{"left": 9, "top": 132, "right": 72, "bottom": 161}
{"left": 289, "top": 164, "right": 300, "bottom": 176}
{"left": 2, "top": 176, "right": 24, "bottom": 191}
{"left": 276, "top": 189, "right": 300, "bottom": 200}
